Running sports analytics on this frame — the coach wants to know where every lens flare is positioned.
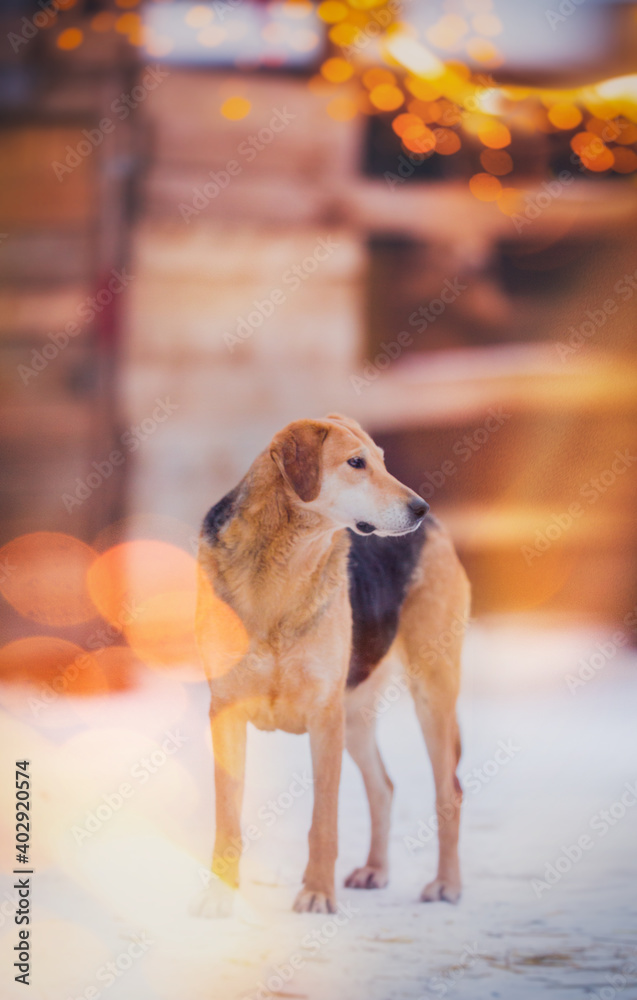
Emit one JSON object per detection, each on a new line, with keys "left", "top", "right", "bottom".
{"left": 0, "top": 637, "right": 106, "bottom": 694}
{"left": 0, "top": 532, "right": 98, "bottom": 626}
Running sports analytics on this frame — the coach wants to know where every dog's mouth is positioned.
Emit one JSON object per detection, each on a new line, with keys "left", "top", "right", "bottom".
{"left": 355, "top": 521, "right": 376, "bottom": 534}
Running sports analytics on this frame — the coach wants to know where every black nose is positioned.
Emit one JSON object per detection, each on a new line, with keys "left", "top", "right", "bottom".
{"left": 409, "top": 497, "right": 429, "bottom": 519}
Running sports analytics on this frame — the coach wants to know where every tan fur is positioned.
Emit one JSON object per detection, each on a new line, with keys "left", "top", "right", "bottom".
{"left": 192, "top": 415, "right": 469, "bottom": 917}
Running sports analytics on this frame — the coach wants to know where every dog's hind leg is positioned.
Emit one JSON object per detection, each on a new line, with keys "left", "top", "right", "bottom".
{"left": 399, "top": 524, "right": 469, "bottom": 904}
{"left": 343, "top": 673, "right": 395, "bottom": 889}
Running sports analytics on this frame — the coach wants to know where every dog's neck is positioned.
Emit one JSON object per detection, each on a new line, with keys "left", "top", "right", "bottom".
{"left": 207, "top": 455, "right": 350, "bottom": 639}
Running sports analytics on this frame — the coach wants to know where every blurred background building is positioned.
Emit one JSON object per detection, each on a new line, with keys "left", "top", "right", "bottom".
{"left": 2, "top": 0, "right": 637, "bottom": 653}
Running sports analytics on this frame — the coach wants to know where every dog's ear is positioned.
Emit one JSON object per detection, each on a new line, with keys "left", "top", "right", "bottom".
{"left": 270, "top": 421, "right": 329, "bottom": 502}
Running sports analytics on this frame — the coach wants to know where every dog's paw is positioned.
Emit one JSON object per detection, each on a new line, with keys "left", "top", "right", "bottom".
{"left": 344, "top": 865, "right": 388, "bottom": 889}
{"left": 189, "top": 880, "right": 235, "bottom": 918}
{"left": 293, "top": 887, "right": 337, "bottom": 914}
{"left": 420, "top": 878, "right": 462, "bottom": 904}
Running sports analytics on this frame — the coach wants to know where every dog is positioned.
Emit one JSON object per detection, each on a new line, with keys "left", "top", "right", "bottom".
{"left": 192, "top": 414, "right": 470, "bottom": 916}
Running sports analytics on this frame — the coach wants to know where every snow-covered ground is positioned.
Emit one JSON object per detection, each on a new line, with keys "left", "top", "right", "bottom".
{"left": 1, "top": 621, "right": 637, "bottom": 1000}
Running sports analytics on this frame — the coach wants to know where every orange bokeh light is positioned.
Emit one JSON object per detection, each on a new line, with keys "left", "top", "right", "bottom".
{"left": 571, "top": 132, "right": 615, "bottom": 171}
{"left": 402, "top": 124, "right": 436, "bottom": 155}
{"left": 86, "top": 539, "right": 249, "bottom": 678}
{"left": 326, "top": 96, "right": 358, "bottom": 121}
{"left": 369, "top": 84, "right": 404, "bottom": 112}
{"left": 477, "top": 120, "right": 511, "bottom": 149}
{"left": 469, "top": 172, "right": 502, "bottom": 201}
{"left": 362, "top": 68, "right": 396, "bottom": 91}
{"left": 406, "top": 78, "right": 441, "bottom": 102}
{"left": 196, "top": 570, "right": 250, "bottom": 680}
{"left": 115, "top": 12, "right": 140, "bottom": 34}
{"left": 480, "top": 148, "right": 513, "bottom": 175}
{"left": 56, "top": 27, "right": 83, "bottom": 50}
{"left": 0, "top": 637, "right": 106, "bottom": 696}
{"left": 392, "top": 112, "right": 423, "bottom": 137}
{"left": 466, "top": 37, "right": 502, "bottom": 65}
{"left": 435, "top": 128, "right": 461, "bottom": 155}
{"left": 86, "top": 540, "right": 195, "bottom": 629}
{"left": 408, "top": 99, "right": 442, "bottom": 124}
{"left": 318, "top": 0, "right": 348, "bottom": 23}
{"left": 611, "top": 146, "right": 637, "bottom": 173}
{"left": 547, "top": 103, "right": 583, "bottom": 130}
{"left": 221, "top": 96, "right": 251, "bottom": 120}
{"left": 497, "top": 187, "right": 523, "bottom": 216}
{"left": 328, "top": 23, "right": 358, "bottom": 46}
{"left": 0, "top": 532, "right": 97, "bottom": 626}
{"left": 320, "top": 57, "right": 354, "bottom": 83}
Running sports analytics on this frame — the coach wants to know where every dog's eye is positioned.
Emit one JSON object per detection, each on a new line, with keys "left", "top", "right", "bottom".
{"left": 347, "top": 457, "right": 366, "bottom": 469}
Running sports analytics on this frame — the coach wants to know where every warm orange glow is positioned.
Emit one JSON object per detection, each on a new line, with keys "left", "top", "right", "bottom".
{"left": 362, "top": 68, "right": 397, "bottom": 90}
{"left": 465, "top": 37, "right": 502, "bottom": 65}
{"left": 56, "top": 27, "right": 83, "bottom": 50}
{"left": 571, "top": 131, "right": 615, "bottom": 170}
{"left": 328, "top": 23, "right": 359, "bottom": 46}
{"left": 369, "top": 84, "right": 405, "bottom": 112}
{"left": 185, "top": 5, "right": 213, "bottom": 28}
{"left": 469, "top": 172, "right": 502, "bottom": 201}
{"left": 196, "top": 571, "right": 250, "bottom": 680}
{"left": 402, "top": 123, "right": 436, "bottom": 155}
{"left": 547, "top": 103, "right": 583, "bottom": 130}
{"left": 392, "top": 112, "right": 424, "bottom": 137}
{"left": 615, "top": 121, "right": 637, "bottom": 144}
{"left": 115, "top": 13, "right": 140, "bottom": 34}
{"left": 435, "top": 128, "right": 461, "bottom": 155}
{"left": 91, "top": 12, "right": 114, "bottom": 32}
{"left": 86, "top": 540, "right": 199, "bottom": 673}
{"left": 406, "top": 77, "right": 441, "bottom": 102}
{"left": 123, "top": 589, "right": 200, "bottom": 668}
{"left": 611, "top": 146, "right": 637, "bottom": 172}
{"left": 480, "top": 148, "right": 513, "bottom": 175}
{"left": 220, "top": 96, "right": 251, "bottom": 120}
{"left": 320, "top": 57, "right": 354, "bottom": 83}
{"left": 408, "top": 99, "right": 442, "bottom": 124}
{"left": 570, "top": 131, "right": 598, "bottom": 155}
{"left": 0, "top": 532, "right": 97, "bottom": 626}
{"left": 581, "top": 146, "right": 616, "bottom": 171}
{"left": 326, "top": 96, "right": 359, "bottom": 121}
{"left": 497, "top": 187, "right": 523, "bottom": 216}
{"left": 318, "top": 0, "right": 348, "bottom": 23}
{"left": 86, "top": 540, "right": 195, "bottom": 630}
{"left": 0, "top": 637, "right": 106, "bottom": 696}
{"left": 477, "top": 120, "right": 511, "bottom": 148}
{"left": 434, "top": 98, "right": 462, "bottom": 126}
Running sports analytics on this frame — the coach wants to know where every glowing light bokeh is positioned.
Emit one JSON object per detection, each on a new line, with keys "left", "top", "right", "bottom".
{"left": 220, "top": 95, "right": 251, "bottom": 119}
{"left": 0, "top": 532, "right": 98, "bottom": 626}
{"left": 0, "top": 637, "right": 106, "bottom": 695}
{"left": 56, "top": 27, "right": 83, "bottom": 50}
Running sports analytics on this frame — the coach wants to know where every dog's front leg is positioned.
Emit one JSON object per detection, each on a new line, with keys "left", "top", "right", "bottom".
{"left": 191, "top": 703, "right": 246, "bottom": 918}
{"left": 211, "top": 704, "right": 247, "bottom": 887}
{"left": 294, "top": 704, "right": 344, "bottom": 914}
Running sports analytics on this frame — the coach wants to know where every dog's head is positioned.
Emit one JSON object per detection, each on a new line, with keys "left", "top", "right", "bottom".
{"left": 269, "top": 414, "right": 429, "bottom": 536}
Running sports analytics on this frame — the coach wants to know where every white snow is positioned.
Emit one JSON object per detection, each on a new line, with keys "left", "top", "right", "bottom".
{"left": 1, "top": 620, "right": 636, "bottom": 1000}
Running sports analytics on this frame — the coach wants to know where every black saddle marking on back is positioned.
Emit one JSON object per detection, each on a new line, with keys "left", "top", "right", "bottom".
{"left": 202, "top": 484, "right": 241, "bottom": 544}
{"left": 346, "top": 519, "right": 429, "bottom": 689}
